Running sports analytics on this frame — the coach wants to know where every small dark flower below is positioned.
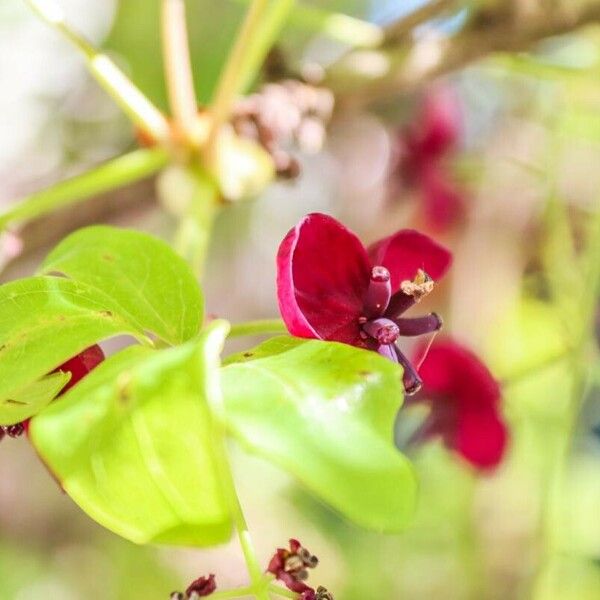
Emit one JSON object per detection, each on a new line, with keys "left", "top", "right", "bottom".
{"left": 267, "top": 538, "right": 319, "bottom": 594}
{"left": 170, "top": 574, "right": 216, "bottom": 599}
{"left": 301, "top": 586, "right": 335, "bottom": 600}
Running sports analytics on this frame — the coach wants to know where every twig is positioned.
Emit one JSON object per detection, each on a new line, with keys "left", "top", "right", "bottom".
{"left": 25, "top": 0, "right": 171, "bottom": 143}
{"left": 0, "top": 149, "right": 169, "bottom": 232}
{"left": 204, "top": 0, "right": 270, "bottom": 164}
{"left": 382, "top": 0, "right": 458, "bottom": 46}
{"left": 333, "top": 0, "right": 600, "bottom": 107}
{"left": 161, "top": 0, "right": 198, "bottom": 141}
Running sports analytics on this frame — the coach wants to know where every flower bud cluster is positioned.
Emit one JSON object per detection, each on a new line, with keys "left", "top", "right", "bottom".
{"left": 232, "top": 81, "right": 334, "bottom": 179}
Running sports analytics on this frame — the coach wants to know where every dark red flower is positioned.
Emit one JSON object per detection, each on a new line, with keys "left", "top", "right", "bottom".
{"left": 267, "top": 538, "right": 319, "bottom": 594}
{"left": 301, "top": 586, "right": 335, "bottom": 600}
{"left": 1, "top": 345, "right": 104, "bottom": 440}
{"left": 277, "top": 213, "right": 452, "bottom": 394}
{"left": 52, "top": 344, "right": 105, "bottom": 393}
{"left": 396, "top": 87, "right": 466, "bottom": 232}
{"left": 185, "top": 574, "right": 216, "bottom": 597}
{"left": 407, "top": 339, "right": 508, "bottom": 469}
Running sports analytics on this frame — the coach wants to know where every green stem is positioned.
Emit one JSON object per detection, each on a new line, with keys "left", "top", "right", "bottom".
{"left": 205, "top": 326, "right": 269, "bottom": 600}
{"left": 538, "top": 205, "right": 600, "bottom": 568}
{"left": 228, "top": 319, "right": 287, "bottom": 339}
{"left": 161, "top": 0, "right": 198, "bottom": 140}
{"left": 0, "top": 148, "right": 169, "bottom": 231}
{"left": 168, "top": 168, "right": 220, "bottom": 278}
{"left": 459, "top": 477, "right": 486, "bottom": 598}
{"left": 209, "top": 585, "right": 255, "bottom": 599}
{"left": 268, "top": 582, "right": 299, "bottom": 598}
{"left": 204, "top": 0, "right": 270, "bottom": 163}
{"left": 237, "top": 0, "right": 296, "bottom": 93}
{"left": 25, "top": 0, "right": 170, "bottom": 142}
{"left": 232, "top": 0, "right": 382, "bottom": 48}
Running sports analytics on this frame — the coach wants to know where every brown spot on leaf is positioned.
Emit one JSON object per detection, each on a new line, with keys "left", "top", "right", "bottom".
{"left": 102, "top": 254, "right": 115, "bottom": 262}
{"left": 243, "top": 352, "right": 254, "bottom": 358}
{"left": 116, "top": 372, "right": 133, "bottom": 405}
{"left": 98, "top": 310, "right": 113, "bottom": 318}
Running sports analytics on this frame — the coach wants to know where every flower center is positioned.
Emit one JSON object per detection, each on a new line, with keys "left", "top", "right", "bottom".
{"left": 362, "top": 317, "right": 400, "bottom": 345}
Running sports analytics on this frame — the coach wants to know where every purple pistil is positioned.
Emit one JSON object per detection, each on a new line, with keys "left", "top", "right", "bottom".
{"left": 394, "top": 347, "right": 423, "bottom": 395}
{"left": 363, "top": 318, "right": 400, "bottom": 345}
{"left": 364, "top": 266, "right": 391, "bottom": 317}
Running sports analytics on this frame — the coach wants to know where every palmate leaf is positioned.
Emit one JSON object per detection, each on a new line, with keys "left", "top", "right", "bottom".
{"left": 30, "top": 321, "right": 233, "bottom": 546}
{"left": 222, "top": 336, "right": 417, "bottom": 531}
{"left": 40, "top": 226, "right": 204, "bottom": 345}
{"left": 0, "top": 276, "right": 147, "bottom": 423}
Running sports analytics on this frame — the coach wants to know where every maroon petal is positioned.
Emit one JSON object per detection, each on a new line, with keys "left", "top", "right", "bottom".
{"left": 277, "top": 213, "right": 371, "bottom": 344}
{"left": 278, "top": 571, "right": 312, "bottom": 594}
{"left": 368, "top": 229, "right": 452, "bottom": 292}
{"left": 417, "top": 86, "right": 461, "bottom": 158}
{"left": 421, "top": 165, "right": 466, "bottom": 233}
{"left": 457, "top": 407, "right": 507, "bottom": 470}
{"left": 415, "top": 340, "right": 508, "bottom": 470}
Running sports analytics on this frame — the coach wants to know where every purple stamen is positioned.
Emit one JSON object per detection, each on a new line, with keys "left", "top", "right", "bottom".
{"left": 385, "top": 291, "right": 416, "bottom": 320}
{"left": 364, "top": 266, "right": 391, "bottom": 317}
{"left": 392, "top": 346, "right": 423, "bottom": 395}
{"left": 385, "top": 270, "right": 434, "bottom": 319}
{"left": 363, "top": 317, "right": 400, "bottom": 345}
{"left": 377, "top": 343, "right": 397, "bottom": 362}
{"left": 395, "top": 313, "right": 442, "bottom": 337}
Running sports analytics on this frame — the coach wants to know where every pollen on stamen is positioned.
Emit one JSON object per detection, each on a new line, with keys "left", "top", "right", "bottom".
{"left": 400, "top": 269, "right": 434, "bottom": 303}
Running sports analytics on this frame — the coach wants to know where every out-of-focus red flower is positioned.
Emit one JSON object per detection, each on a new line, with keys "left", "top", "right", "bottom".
{"left": 170, "top": 574, "right": 217, "bottom": 599}
{"left": 277, "top": 213, "right": 452, "bottom": 393}
{"left": 396, "top": 87, "right": 466, "bottom": 232}
{"left": 408, "top": 339, "right": 508, "bottom": 470}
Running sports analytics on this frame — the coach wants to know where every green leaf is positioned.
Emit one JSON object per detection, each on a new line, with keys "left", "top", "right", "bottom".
{"left": 40, "top": 226, "right": 204, "bottom": 345}
{"left": 0, "top": 276, "right": 147, "bottom": 409}
{"left": 30, "top": 321, "right": 233, "bottom": 547}
{"left": 0, "top": 372, "right": 70, "bottom": 425}
{"left": 221, "top": 336, "right": 416, "bottom": 531}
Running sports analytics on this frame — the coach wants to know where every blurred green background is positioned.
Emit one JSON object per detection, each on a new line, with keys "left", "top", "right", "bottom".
{"left": 1, "top": 1, "right": 600, "bottom": 598}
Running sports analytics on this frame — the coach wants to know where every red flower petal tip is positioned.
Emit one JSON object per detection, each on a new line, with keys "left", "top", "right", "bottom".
{"left": 410, "top": 339, "right": 508, "bottom": 470}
